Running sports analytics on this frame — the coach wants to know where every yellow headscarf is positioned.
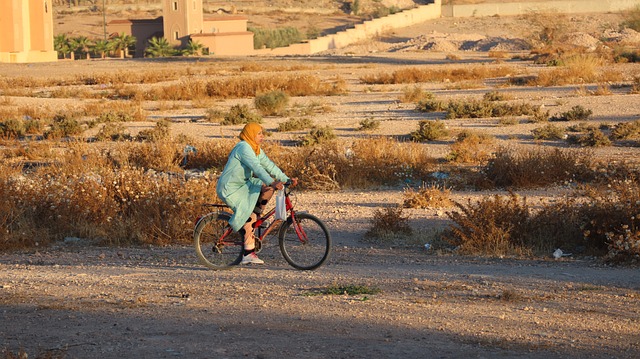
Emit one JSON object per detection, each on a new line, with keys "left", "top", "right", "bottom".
{"left": 239, "top": 123, "right": 262, "bottom": 155}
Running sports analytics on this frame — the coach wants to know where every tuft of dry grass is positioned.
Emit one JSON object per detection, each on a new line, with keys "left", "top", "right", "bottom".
{"left": 484, "top": 146, "right": 594, "bottom": 189}
{"left": 446, "top": 130, "right": 496, "bottom": 164}
{"left": 365, "top": 205, "right": 413, "bottom": 241}
{"left": 403, "top": 184, "right": 453, "bottom": 209}
{"left": 360, "top": 66, "right": 516, "bottom": 85}
{"left": 445, "top": 193, "right": 532, "bottom": 257}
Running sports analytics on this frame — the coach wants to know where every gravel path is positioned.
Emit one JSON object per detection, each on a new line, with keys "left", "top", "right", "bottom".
{"left": 1, "top": 190, "right": 639, "bottom": 359}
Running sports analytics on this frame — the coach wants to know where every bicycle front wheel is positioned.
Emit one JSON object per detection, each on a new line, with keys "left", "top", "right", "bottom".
{"left": 194, "top": 212, "right": 243, "bottom": 270}
{"left": 279, "top": 213, "right": 331, "bottom": 270}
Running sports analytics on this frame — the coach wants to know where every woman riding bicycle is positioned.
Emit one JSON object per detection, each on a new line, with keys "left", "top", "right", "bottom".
{"left": 216, "top": 123, "right": 297, "bottom": 265}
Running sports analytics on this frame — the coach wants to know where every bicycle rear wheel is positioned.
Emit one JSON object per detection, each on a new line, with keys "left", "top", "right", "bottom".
{"left": 279, "top": 213, "right": 331, "bottom": 270}
{"left": 194, "top": 212, "right": 243, "bottom": 270}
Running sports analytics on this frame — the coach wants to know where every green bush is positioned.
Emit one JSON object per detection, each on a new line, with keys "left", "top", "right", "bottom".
{"left": 250, "top": 27, "right": 304, "bottom": 49}
{"left": 44, "top": 113, "right": 82, "bottom": 139}
{"left": 277, "top": 117, "right": 314, "bottom": 132}
{"left": 532, "top": 124, "right": 565, "bottom": 140}
{"left": 300, "top": 126, "right": 336, "bottom": 146}
{"left": 566, "top": 129, "right": 611, "bottom": 147}
{"left": 358, "top": 118, "right": 380, "bottom": 131}
{"left": 410, "top": 120, "right": 449, "bottom": 142}
{"left": 0, "top": 119, "right": 26, "bottom": 139}
{"left": 611, "top": 120, "right": 640, "bottom": 140}
{"left": 222, "top": 104, "right": 262, "bottom": 125}
{"left": 483, "top": 91, "right": 513, "bottom": 102}
{"left": 550, "top": 105, "right": 593, "bottom": 121}
{"left": 445, "top": 99, "right": 539, "bottom": 119}
{"left": 136, "top": 120, "right": 171, "bottom": 142}
{"left": 254, "top": 90, "right": 289, "bottom": 116}
{"left": 95, "top": 122, "right": 131, "bottom": 141}
{"left": 415, "top": 99, "right": 448, "bottom": 112}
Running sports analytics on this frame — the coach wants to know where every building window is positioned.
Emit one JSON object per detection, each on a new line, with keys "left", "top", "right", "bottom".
{"left": 173, "top": 1, "right": 178, "bottom": 11}
{"left": 174, "top": 31, "right": 179, "bottom": 40}
{"left": 44, "top": 1, "right": 48, "bottom": 13}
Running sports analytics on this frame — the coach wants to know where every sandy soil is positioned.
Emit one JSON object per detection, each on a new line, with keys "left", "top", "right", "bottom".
{"left": 2, "top": 7, "right": 640, "bottom": 359}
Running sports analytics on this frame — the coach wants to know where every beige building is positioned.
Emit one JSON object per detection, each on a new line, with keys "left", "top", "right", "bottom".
{"left": 0, "top": 0, "right": 58, "bottom": 63}
{"left": 109, "top": 0, "right": 254, "bottom": 57}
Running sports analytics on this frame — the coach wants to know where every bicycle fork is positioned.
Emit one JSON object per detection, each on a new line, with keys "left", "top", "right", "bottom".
{"left": 290, "top": 213, "right": 309, "bottom": 244}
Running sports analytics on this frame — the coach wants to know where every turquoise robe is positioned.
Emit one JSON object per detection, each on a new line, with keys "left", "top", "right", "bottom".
{"left": 216, "top": 141, "right": 289, "bottom": 232}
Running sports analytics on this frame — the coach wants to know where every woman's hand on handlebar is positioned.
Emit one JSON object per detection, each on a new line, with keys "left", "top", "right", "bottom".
{"left": 289, "top": 178, "right": 299, "bottom": 187}
{"left": 271, "top": 181, "right": 284, "bottom": 190}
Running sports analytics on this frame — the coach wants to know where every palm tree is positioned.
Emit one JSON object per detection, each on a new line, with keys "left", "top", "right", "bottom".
{"left": 72, "top": 36, "right": 93, "bottom": 60}
{"left": 111, "top": 33, "right": 136, "bottom": 58}
{"left": 54, "top": 34, "right": 71, "bottom": 59}
{"left": 91, "top": 39, "right": 113, "bottom": 59}
{"left": 182, "top": 40, "right": 204, "bottom": 56}
{"left": 145, "top": 37, "right": 177, "bottom": 58}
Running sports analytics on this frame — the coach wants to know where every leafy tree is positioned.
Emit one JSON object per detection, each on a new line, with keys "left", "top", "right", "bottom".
{"left": 92, "top": 39, "right": 113, "bottom": 59}
{"left": 111, "top": 33, "right": 136, "bottom": 58}
{"left": 54, "top": 34, "right": 71, "bottom": 59}
{"left": 182, "top": 40, "right": 204, "bottom": 56}
{"left": 145, "top": 37, "right": 177, "bottom": 57}
{"left": 72, "top": 36, "right": 93, "bottom": 60}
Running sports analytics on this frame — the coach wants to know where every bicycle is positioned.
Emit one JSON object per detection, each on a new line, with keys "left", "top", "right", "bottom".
{"left": 194, "top": 181, "right": 331, "bottom": 270}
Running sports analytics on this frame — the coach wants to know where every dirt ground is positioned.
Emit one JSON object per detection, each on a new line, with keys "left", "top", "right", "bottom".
{"left": 2, "top": 6, "right": 640, "bottom": 359}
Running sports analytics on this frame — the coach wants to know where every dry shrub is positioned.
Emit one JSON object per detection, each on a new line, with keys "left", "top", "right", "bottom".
{"left": 357, "top": 118, "right": 380, "bottom": 131}
{"left": 488, "top": 50, "right": 508, "bottom": 59}
{"left": 300, "top": 126, "right": 336, "bottom": 146}
{"left": 277, "top": 117, "right": 314, "bottom": 132}
{"left": 288, "top": 100, "right": 333, "bottom": 117}
{"left": 180, "top": 139, "right": 236, "bottom": 170}
{"left": 530, "top": 54, "right": 617, "bottom": 86}
{"left": 532, "top": 123, "right": 565, "bottom": 140}
{"left": 400, "top": 85, "right": 434, "bottom": 103}
{"left": 446, "top": 194, "right": 532, "bottom": 257}
{"left": 82, "top": 100, "right": 146, "bottom": 121}
{"left": 410, "top": 120, "right": 449, "bottom": 142}
{"left": 445, "top": 180, "right": 640, "bottom": 260}
{"left": 254, "top": 90, "right": 290, "bottom": 116}
{"left": 205, "top": 74, "right": 346, "bottom": 99}
{"left": 344, "top": 137, "right": 437, "bottom": 187}
{"left": 403, "top": 184, "right": 453, "bottom": 209}
{"left": 483, "top": 90, "right": 513, "bottom": 102}
{"left": 550, "top": 105, "right": 593, "bottom": 121}
{"left": 566, "top": 129, "right": 612, "bottom": 147}
{"left": 611, "top": 120, "right": 640, "bottom": 140}
{"left": 447, "top": 130, "right": 496, "bottom": 163}
{"left": 147, "top": 79, "right": 209, "bottom": 101}
{"left": 445, "top": 99, "right": 541, "bottom": 119}
{"left": 365, "top": 205, "right": 413, "bottom": 241}
{"left": 360, "top": 66, "right": 516, "bottom": 85}
{"left": 484, "top": 146, "right": 593, "bottom": 189}
{"left": 222, "top": 104, "right": 262, "bottom": 125}
{"left": 43, "top": 113, "right": 83, "bottom": 139}
{"left": 580, "top": 180, "right": 640, "bottom": 261}
{"left": 136, "top": 120, "right": 171, "bottom": 142}
{"left": 0, "top": 145, "right": 217, "bottom": 249}
{"left": 266, "top": 138, "right": 438, "bottom": 189}
{"left": 95, "top": 122, "right": 131, "bottom": 141}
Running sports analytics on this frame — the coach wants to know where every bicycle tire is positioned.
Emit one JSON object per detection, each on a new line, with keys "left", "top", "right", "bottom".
{"left": 278, "top": 213, "right": 331, "bottom": 270}
{"left": 194, "top": 212, "right": 243, "bottom": 270}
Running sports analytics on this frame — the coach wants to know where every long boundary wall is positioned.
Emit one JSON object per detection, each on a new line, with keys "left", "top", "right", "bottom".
{"left": 254, "top": 0, "right": 640, "bottom": 56}
{"left": 442, "top": 0, "right": 640, "bottom": 17}
{"left": 254, "top": 0, "right": 442, "bottom": 55}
